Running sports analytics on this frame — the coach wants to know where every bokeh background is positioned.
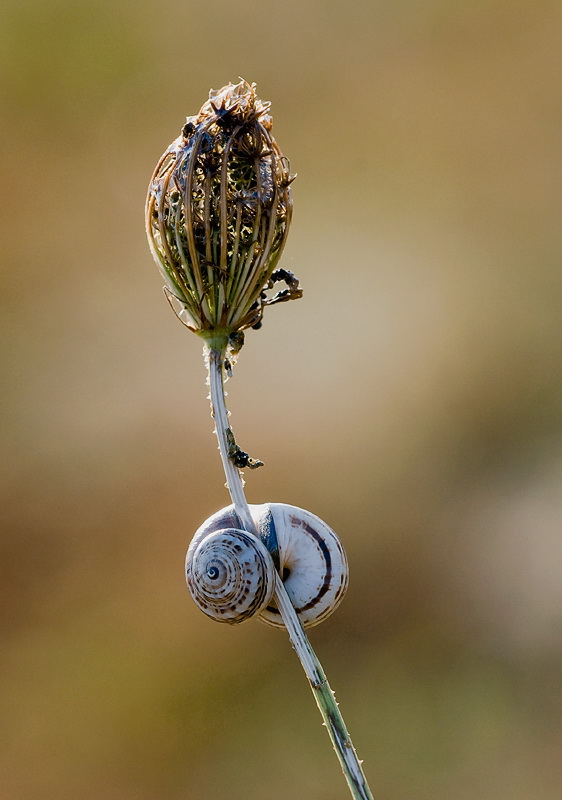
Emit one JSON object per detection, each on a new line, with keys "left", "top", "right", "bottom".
{"left": 1, "top": 1, "right": 561, "bottom": 798}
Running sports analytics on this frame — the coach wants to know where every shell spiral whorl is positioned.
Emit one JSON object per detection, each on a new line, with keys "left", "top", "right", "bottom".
{"left": 186, "top": 504, "right": 348, "bottom": 628}
{"left": 186, "top": 528, "right": 276, "bottom": 624}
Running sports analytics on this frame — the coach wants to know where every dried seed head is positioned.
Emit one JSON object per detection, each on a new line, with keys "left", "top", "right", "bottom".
{"left": 145, "top": 80, "right": 302, "bottom": 352}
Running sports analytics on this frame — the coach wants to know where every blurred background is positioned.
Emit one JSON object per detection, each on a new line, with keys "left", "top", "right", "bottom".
{"left": 1, "top": 1, "right": 561, "bottom": 798}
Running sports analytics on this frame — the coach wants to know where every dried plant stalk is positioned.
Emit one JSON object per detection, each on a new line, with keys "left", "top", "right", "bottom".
{"left": 146, "top": 80, "right": 374, "bottom": 800}
{"left": 207, "top": 346, "right": 374, "bottom": 800}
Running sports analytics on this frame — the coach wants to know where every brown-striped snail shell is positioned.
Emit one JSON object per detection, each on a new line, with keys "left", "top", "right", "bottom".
{"left": 186, "top": 503, "right": 348, "bottom": 628}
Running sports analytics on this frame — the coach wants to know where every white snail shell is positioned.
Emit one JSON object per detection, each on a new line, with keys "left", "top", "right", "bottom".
{"left": 186, "top": 503, "right": 348, "bottom": 628}
{"left": 185, "top": 527, "right": 276, "bottom": 624}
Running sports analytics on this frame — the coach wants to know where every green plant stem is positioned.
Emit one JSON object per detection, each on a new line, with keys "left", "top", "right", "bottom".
{"left": 206, "top": 346, "right": 375, "bottom": 800}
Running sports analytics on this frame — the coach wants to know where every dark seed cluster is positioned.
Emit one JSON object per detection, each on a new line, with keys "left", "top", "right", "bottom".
{"left": 146, "top": 80, "right": 302, "bottom": 344}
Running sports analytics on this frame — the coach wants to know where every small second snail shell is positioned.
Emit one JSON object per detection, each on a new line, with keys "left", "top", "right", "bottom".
{"left": 186, "top": 503, "right": 348, "bottom": 628}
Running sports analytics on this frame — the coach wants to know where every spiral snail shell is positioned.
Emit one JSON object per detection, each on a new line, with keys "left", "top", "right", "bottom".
{"left": 186, "top": 503, "right": 348, "bottom": 628}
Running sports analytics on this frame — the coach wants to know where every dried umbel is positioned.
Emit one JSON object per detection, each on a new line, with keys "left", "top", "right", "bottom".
{"left": 145, "top": 80, "right": 302, "bottom": 351}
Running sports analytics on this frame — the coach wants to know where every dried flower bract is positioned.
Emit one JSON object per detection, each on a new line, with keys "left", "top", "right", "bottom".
{"left": 146, "top": 80, "right": 302, "bottom": 352}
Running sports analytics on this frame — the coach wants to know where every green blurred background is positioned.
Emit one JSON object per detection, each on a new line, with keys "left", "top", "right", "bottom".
{"left": 1, "top": 1, "right": 561, "bottom": 798}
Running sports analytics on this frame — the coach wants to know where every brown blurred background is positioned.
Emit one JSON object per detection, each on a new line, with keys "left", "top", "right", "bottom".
{"left": 1, "top": 1, "right": 561, "bottom": 798}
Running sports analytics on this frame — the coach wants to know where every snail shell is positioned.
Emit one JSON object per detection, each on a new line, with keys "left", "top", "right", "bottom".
{"left": 186, "top": 503, "right": 348, "bottom": 628}
{"left": 185, "top": 528, "right": 276, "bottom": 624}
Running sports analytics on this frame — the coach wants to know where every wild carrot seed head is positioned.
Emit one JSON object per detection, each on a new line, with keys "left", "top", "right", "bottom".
{"left": 146, "top": 80, "right": 301, "bottom": 352}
